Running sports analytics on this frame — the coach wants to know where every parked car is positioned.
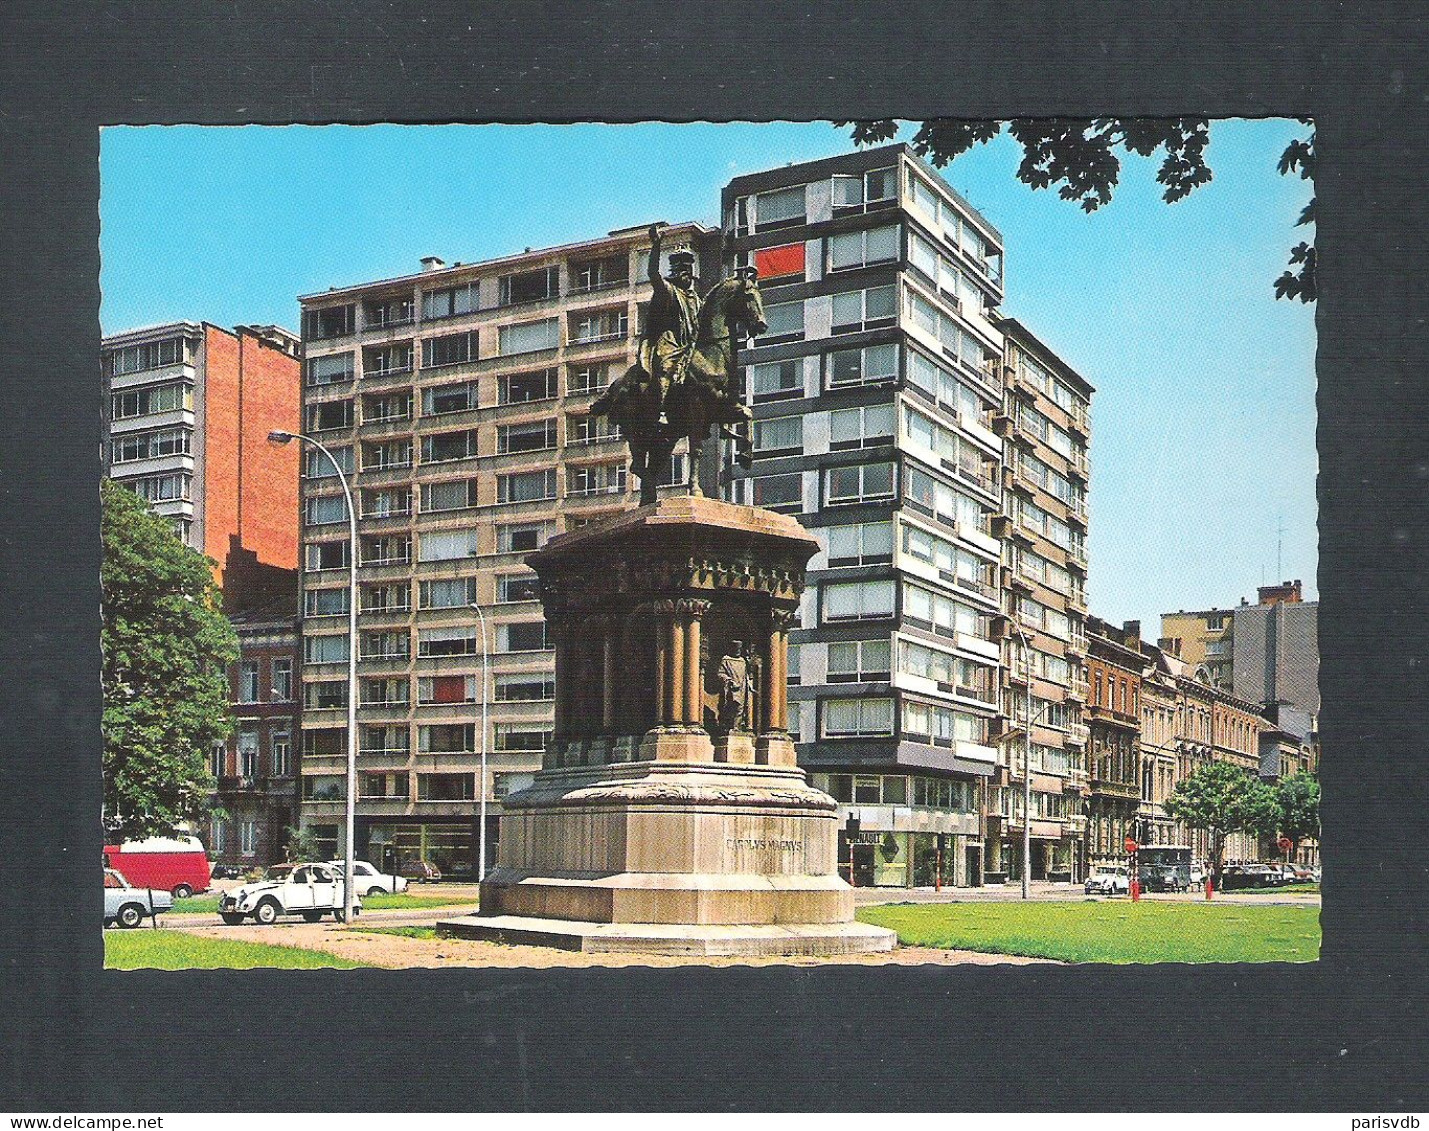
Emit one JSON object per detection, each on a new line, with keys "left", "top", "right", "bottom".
{"left": 211, "top": 863, "right": 244, "bottom": 880}
{"left": 1084, "top": 865, "right": 1130, "bottom": 895}
{"left": 217, "top": 862, "right": 361, "bottom": 925}
{"left": 326, "top": 859, "right": 409, "bottom": 896}
{"left": 1218, "top": 864, "right": 1282, "bottom": 890}
{"left": 104, "top": 868, "right": 173, "bottom": 928}
{"left": 103, "top": 836, "right": 212, "bottom": 899}
{"left": 399, "top": 858, "right": 442, "bottom": 883}
{"left": 1138, "top": 863, "right": 1190, "bottom": 893}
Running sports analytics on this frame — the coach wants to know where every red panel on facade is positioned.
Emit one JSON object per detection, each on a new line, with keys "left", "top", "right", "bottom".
{"left": 754, "top": 242, "right": 806, "bottom": 280}
{"left": 432, "top": 675, "right": 467, "bottom": 704}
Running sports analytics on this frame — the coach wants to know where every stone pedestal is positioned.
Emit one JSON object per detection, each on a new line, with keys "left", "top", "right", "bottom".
{"left": 438, "top": 497, "right": 895, "bottom": 955}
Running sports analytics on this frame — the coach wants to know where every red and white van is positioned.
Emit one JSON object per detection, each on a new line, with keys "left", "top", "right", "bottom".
{"left": 102, "top": 836, "right": 212, "bottom": 899}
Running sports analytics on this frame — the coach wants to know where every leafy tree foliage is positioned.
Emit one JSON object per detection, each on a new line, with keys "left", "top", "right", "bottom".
{"left": 102, "top": 479, "right": 238, "bottom": 841}
{"left": 284, "top": 824, "right": 323, "bottom": 863}
{"left": 1164, "top": 759, "right": 1279, "bottom": 884}
{"left": 840, "top": 117, "right": 1313, "bottom": 301}
{"left": 1273, "top": 771, "right": 1321, "bottom": 856}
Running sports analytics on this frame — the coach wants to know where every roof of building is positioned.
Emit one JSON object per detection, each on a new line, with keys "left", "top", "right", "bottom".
{"left": 298, "top": 219, "right": 715, "bottom": 304}
{"left": 997, "top": 315, "right": 1095, "bottom": 395}
{"left": 102, "top": 320, "right": 206, "bottom": 347}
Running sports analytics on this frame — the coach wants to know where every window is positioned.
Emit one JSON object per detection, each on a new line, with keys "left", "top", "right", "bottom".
{"left": 828, "top": 639, "right": 892, "bottom": 683}
{"left": 499, "top": 266, "right": 559, "bottom": 306}
{"left": 419, "top": 478, "right": 477, "bottom": 514}
{"left": 303, "top": 587, "right": 349, "bottom": 617}
{"left": 304, "top": 540, "right": 349, "bottom": 571}
{"left": 823, "top": 697, "right": 894, "bottom": 738}
{"left": 902, "top": 581, "right": 988, "bottom": 641}
{"left": 303, "top": 634, "right": 349, "bottom": 664}
{"left": 759, "top": 301, "right": 804, "bottom": 343}
{"left": 418, "top": 528, "right": 479, "bottom": 563}
{"left": 239, "top": 661, "right": 260, "bottom": 702}
{"left": 360, "top": 630, "right": 409, "bottom": 660}
{"left": 362, "top": 439, "right": 412, "bottom": 470}
{"left": 568, "top": 363, "right": 612, "bottom": 395}
{"left": 303, "top": 776, "right": 346, "bottom": 801}
{"left": 752, "top": 184, "right": 807, "bottom": 231}
{"left": 124, "top": 473, "right": 191, "bottom": 503}
{"left": 498, "top": 419, "right": 558, "bottom": 454}
{"left": 656, "top": 454, "right": 689, "bottom": 487}
{"left": 903, "top": 466, "right": 988, "bottom": 534}
{"left": 305, "top": 445, "right": 353, "bottom": 478}
{"left": 831, "top": 285, "right": 896, "bottom": 333}
{"left": 827, "top": 342, "right": 898, "bottom": 388}
{"left": 110, "top": 426, "right": 191, "bottom": 464}
{"left": 363, "top": 391, "right": 412, "bottom": 423}
{"left": 110, "top": 381, "right": 193, "bottom": 420}
{"left": 495, "top": 674, "right": 556, "bottom": 702}
{"left": 240, "top": 819, "right": 257, "bottom": 856}
{"left": 361, "top": 677, "right": 408, "bottom": 707}
{"left": 361, "top": 725, "right": 409, "bottom": 755}
{"left": 304, "top": 681, "right": 349, "bottom": 709}
{"left": 831, "top": 167, "right": 897, "bottom": 212}
{"left": 361, "top": 583, "right": 410, "bottom": 613}
{"left": 271, "top": 658, "right": 293, "bottom": 701}
{"left": 363, "top": 342, "right": 413, "bottom": 378}
{"left": 421, "top": 430, "right": 478, "bottom": 463}
{"left": 422, "top": 281, "right": 480, "bottom": 320}
{"left": 752, "top": 242, "right": 806, "bottom": 282}
{"left": 417, "top": 674, "right": 479, "bottom": 705}
{"left": 567, "top": 462, "right": 627, "bottom": 496}
{"left": 304, "top": 304, "right": 355, "bottom": 339}
{"left": 902, "top": 524, "right": 995, "bottom": 597}
{"left": 235, "top": 729, "right": 258, "bottom": 783}
{"left": 904, "top": 404, "right": 991, "bottom": 492}
{"left": 305, "top": 494, "right": 348, "bottom": 527}
{"left": 825, "top": 461, "right": 894, "bottom": 504}
{"left": 303, "top": 729, "right": 345, "bottom": 757}
{"left": 360, "top": 534, "right": 410, "bottom": 565}
{"left": 499, "top": 318, "right": 560, "bottom": 356}
{"left": 899, "top": 640, "right": 996, "bottom": 703}
{"left": 108, "top": 336, "right": 185, "bottom": 376}
{"left": 901, "top": 700, "right": 986, "bottom": 746}
{"left": 418, "top": 773, "right": 476, "bottom": 801}
{"left": 752, "top": 415, "right": 803, "bottom": 455}
{"left": 305, "top": 352, "right": 355, "bottom": 387}
{"left": 566, "top": 414, "right": 620, "bottom": 445}
{"left": 823, "top": 579, "right": 895, "bottom": 622}
{"left": 365, "top": 295, "right": 414, "bottom": 328}
{"left": 361, "top": 487, "right": 410, "bottom": 519}
{"left": 423, "top": 380, "right": 479, "bottom": 415}
{"left": 497, "top": 574, "right": 540, "bottom": 603}
{"left": 497, "top": 621, "right": 550, "bottom": 653}
{"left": 570, "top": 307, "right": 628, "bottom": 344}
{"left": 498, "top": 521, "right": 550, "bottom": 553}
{"left": 826, "top": 521, "right": 893, "bottom": 566}
{"left": 495, "top": 724, "right": 551, "bottom": 752}
{"left": 498, "top": 469, "right": 557, "bottom": 504}
{"left": 418, "top": 625, "right": 479, "bottom": 658}
{"left": 828, "top": 224, "right": 899, "bottom": 271}
{"left": 422, "top": 331, "right": 478, "bottom": 369}
{"left": 750, "top": 472, "right": 802, "bottom": 511}
{"left": 499, "top": 368, "right": 558, "bottom": 404}
{"left": 570, "top": 254, "right": 628, "bottom": 293}
{"left": 210, "top": 743, "right": 226, "bottom": 779}
{"left": 829, "top": 404, "right": 895, "bottom": 449}
{"left": 270, "top": 728, "right": 292, "bottom": 777}
{"left": 749, "top": 359, "right": 802, "bottom": 402}
{"left": 908, "top": 231, "right": 990, "bottom": 318}
{"left": 419, "top": 576, "right": 478, "bottom": 609}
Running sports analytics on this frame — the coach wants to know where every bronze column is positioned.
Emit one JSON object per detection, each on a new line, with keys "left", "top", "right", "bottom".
{"left": 679, "top": 599, "right": 710, "bottom": 727}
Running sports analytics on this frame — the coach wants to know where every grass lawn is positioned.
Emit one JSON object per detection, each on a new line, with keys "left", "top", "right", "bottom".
{"left": 350, "top": 926, "right": 438, "bottom": 939}
{"left": 104, "top": 929, "right": 370, "bottom": 969}
{"left": 856, "top": 900, "right": 1320, "bottom": 963}
{"left": 172, "top": 891, "right": 472, "bottom": 914}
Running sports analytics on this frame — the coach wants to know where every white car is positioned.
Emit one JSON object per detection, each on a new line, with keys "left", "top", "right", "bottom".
{"left": 218, "top": 862, "right": 361, "bottom": 925}
{"left": 327, "top": 859, "right": 408, "bottom": 897}
{"left": 1084, "top": 865, "right": 1130, "bottom": 895}
{"left": 104, "top": 868, "right": 173, "bottom": 928}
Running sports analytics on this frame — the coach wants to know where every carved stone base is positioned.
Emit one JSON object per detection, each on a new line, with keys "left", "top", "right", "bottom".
{"left": 712, "top": 731, "right": 756, "bottom": 765}
{"left": 474, "top": 760, "right": 877, "bottom": 934}
{"left": 638, "top": 726, "right": 715, "bottom": 764}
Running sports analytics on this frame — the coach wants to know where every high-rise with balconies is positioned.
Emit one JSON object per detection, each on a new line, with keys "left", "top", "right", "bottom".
{"left": 294, "top": 225, "right": 717, "bottom": 875}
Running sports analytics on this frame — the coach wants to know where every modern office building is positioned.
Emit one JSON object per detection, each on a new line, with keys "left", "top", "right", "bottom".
{"left": 294, "top": 224, "right": 717, "bottom": 875}
{"left": 1231, "top": 579, "right": 1319, "bottom": 731}
{"left": 102, "top": 321, "right": 303, "bottom": 605}
{"left": 992, "top": 320, "right": 1093, "bottom": 883}
{"left": 720, "top": 144, "right": 1091, "bottom": 888}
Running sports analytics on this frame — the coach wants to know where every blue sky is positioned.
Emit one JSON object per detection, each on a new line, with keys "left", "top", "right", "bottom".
{"left": 100, "top": 121, "right": 1317, "bottom": 636}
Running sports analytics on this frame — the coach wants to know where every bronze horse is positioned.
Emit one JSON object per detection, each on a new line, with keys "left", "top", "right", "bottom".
{"left": 591, "top": 270, "right": 766, "bottom": 505}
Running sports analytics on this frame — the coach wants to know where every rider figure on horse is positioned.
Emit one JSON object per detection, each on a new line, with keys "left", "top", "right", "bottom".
{"left": 643, "top": 226, "right": 702, "bottom": 425}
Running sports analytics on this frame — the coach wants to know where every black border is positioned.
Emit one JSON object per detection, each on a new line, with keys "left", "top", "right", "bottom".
{"left": 3, "top": 0, "right": 1427, "bottom": 1112}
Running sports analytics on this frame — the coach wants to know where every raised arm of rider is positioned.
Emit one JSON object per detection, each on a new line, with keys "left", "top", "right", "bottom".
{"left": 647, "top": 225, "right": 663, "bottom": 285}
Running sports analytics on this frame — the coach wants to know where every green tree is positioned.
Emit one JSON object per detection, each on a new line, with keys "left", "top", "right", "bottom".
{"left": 283, "top": 824, "right": 322, "bottom": 863}
{"left": 1164, "top": 759, "right": 1280, "bottom": 885}
{"left": 1274, "top": 771, "right": 1321, "bottom": 859}
{"left": 839, "top": 117, "right": 1314, "bottom": 302}
{"left": 102, "top": 479, "right": 238, "bottom": 841}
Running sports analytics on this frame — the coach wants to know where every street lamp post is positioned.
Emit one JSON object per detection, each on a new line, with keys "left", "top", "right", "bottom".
{"left": 270, "top": 429, "right": 359, "bottom": 923}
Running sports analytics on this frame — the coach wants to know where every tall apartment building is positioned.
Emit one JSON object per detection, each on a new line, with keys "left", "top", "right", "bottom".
{"left": 295, "top": 224, "right": 717, "bottom": 875}
{"left": 720, "top": 144, "right": 1091, "bottom": 888}
{"left": 993, "top": 321, "right": 1093, "bottom": 883}
{"left": 102, "top": 321, "right": 303, "bottom": 606}
{"left": 1159, "top": 604, "right": 1235, "bottom": 691}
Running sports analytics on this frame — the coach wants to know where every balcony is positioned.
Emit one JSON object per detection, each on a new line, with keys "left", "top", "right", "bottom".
{"left": 1066, "top": 723, "right": 1090, "bottom": 746}
{"left": 1067, "top": 676, "right": 1090, "bottom": 701}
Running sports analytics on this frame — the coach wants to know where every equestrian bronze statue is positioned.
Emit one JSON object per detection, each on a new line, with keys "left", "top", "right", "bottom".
{"left": 591, "top": 224, "right": 766, "bottom": 505}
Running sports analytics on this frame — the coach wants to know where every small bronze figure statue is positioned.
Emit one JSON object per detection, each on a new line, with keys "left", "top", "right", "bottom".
{"left": 592, "top": 224, "right": 766, "bottom": 505}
